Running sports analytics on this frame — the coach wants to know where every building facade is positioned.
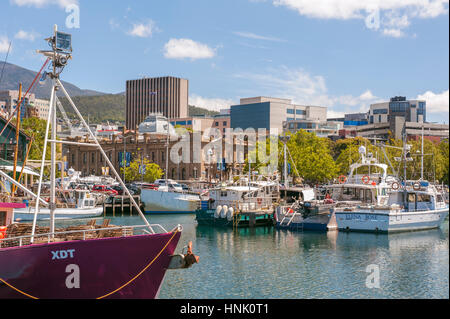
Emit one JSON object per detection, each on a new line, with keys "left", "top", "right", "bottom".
{"left": 230, "top": 96, "right": 327, "bottom": 132}
{"left": 65, "top": 131, "right": 251, "bottom": 182}
{"left": 126, "top": 76, "right": 189, "bottom": 131}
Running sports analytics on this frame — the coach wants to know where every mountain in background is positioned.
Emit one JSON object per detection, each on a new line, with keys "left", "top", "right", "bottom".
{"left": 0, "top": 62, "right": 106, "bottom": 98}
{"left": 1, "top": 62, "right": 220, "bottom": 123}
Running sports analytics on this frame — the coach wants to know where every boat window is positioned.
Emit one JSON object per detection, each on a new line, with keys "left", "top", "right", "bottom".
{"left": 343, "top": 188, "right": 354, "bottom": 196}
{"left": 408, "top": 193, "right": 416, "bottom": 203}
{"left": 417, "top": 194, "right": 431, "bottom": 203}
{"left": 220, "top": 191, "right": 227, "bottom": 197}
{"left": 436, "top": 194, "right": 444, "bottom": 203}
{"left": 365, "top": 189, "right": 372, "bottom": 202}
{"left": 381, "top": 188, "right": 387, "bottom": 196}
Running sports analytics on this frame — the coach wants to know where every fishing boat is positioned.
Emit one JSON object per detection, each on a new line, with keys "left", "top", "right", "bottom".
{"left": 334, "top": 126, "right": 449, "bottom": 233}
{"left": 0, "top": 26, "right": 197, "bottom": 299}
{"left": 12, "top": 189, "right": 103, "bottom": 221}
{"left": 139, "top": 116, "right": 201, "bottom": 214}
{"left": 195, "top": 176, "right": 277, "bottom": 227}
{"left": 275, "top": 145, "right": 399, "bottom": 231}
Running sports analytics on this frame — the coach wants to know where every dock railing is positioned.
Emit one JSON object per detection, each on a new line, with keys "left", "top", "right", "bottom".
{"left": 0, "top": 224, "right": 173, "bottom": 248}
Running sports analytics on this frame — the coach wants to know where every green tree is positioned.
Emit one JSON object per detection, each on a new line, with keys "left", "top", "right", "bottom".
{"left": 284, "top": 130, "right": 338, "bottom": 184}
{"left": 438, "top": 139, "right": 449, "bottom": 185}
{"left": 120, "top": 158, "right": 163, "bottom": 182}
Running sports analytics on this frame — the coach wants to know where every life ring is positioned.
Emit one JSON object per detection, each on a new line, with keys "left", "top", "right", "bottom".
{"left": 362, "top": 175, "right": 370, "bottom": 184}
{"left": 391, "top": 182, "right": 400, "bottom": 190}
{"left": 338, "top": 175, "right": 347, "bottom": 184}
{"left": 413, "top": 182, "right": 421, "bottom": 191}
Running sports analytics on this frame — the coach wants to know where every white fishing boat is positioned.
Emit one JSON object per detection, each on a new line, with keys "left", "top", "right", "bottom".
{"left": 13, "top": 189, "right": 103, "bottom": 221}
{"left": 196, "top": 176, "right": 278, "bottom": 227}
{"left": 334, "top": 127, "right": 449, "bottom": 233}
{"left": 276, "top": 145, "right": 399, "bottom": 231}
{"left": 334, "top": 180, "right": 449, "bottom": 232}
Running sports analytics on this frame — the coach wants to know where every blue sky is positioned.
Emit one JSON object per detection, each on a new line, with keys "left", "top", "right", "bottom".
{"left": 1, "top": 0, "right": 448, "bottom": 123}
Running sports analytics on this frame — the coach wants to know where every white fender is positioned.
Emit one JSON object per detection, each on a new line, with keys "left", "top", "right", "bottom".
{"left": 214, "top": 205, "right": 222, "bottom": 218}
{"left": 227, "top": 207, "right": 234, "bottom": 221}
{"left": 220, "top": 205, "right": 228, "bottom": 218}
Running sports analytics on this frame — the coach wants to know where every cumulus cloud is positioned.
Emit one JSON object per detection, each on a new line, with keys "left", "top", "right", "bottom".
{"left": 271, "top": 0, "right": 448, "bottom": 36}
{"left": 128, "top": 21, "right": 157, "bottom": 38}
{"left": 14, "top": 30, "right": 40, "bottom": 41}
{"left": 235, "top": 66, "right": 381, "bottom": 117}
{"left": 164, "top": 38, "right": 216, "bottom": 60}
{"left": 189, "top": 94, "right": 235, "bottom": 112}
{"left": 11, "top": 0, "right": 78, "bottom": 8}
{"left": 417, "top": 89, "right": 449, "bottom": 114}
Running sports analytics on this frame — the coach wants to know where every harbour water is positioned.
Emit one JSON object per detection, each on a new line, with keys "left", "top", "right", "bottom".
{"left": 41, "top": 215, "right": 449, "bottom": 299}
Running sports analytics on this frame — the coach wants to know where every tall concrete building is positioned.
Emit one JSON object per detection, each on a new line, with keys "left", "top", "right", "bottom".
{"left": 126, "top": 76, "right": 188, "bottom": 130}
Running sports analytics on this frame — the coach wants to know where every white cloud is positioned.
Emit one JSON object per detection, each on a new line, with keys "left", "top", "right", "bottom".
{"left": 128, "top": 21, "right": 157, "bottom": 38}
{"left": 14, "top": 30, "right": 40, "bottom": 41}
{"left": 189, "top": 94, "right": 235, "bottom": 112}
{"left": 0, "top": 36, "right": 11, "bottom": 53}
{"left": 164, "top": 38, "right": 216, "bottom": 60}
{"left": 271, "top": 0, "right": 448, "bottom": 36}
{"left": 11, "top": 0, "right": 78, "bottom": 8}
{"left": 382, "top": 28, "right": 405, "bottom": 38}
{"left": 235, "top": 66, "right": 381, "bottom": 117}
{"left": 233, "top": 31, "right": 286, "bottom": 42}
{"left": 417, "top": 89, "right": 449, "bottom": 114}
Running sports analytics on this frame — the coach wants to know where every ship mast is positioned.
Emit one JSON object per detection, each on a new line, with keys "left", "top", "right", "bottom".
{"left": 31, "top": 25, "right": 155, "bottom": 243}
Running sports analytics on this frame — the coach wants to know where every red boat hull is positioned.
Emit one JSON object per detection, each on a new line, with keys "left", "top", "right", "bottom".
{"left": 0, "top": 231, "right": 181, "bottom": 299}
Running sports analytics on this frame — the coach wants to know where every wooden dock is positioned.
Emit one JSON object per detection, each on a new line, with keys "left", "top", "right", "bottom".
{"left": 102, "top": 195, "right": 143, "bottom": 217}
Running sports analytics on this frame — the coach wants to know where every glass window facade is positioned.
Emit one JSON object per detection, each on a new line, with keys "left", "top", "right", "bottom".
{"left": 286, "top": 109, "right": 294, "bottom": 114}
{"left": 296, "top": 109, "right": 306, "bottom": 115}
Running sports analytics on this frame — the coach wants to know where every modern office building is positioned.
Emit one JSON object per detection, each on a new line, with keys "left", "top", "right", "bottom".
{"left": 353, "top": 96, "right": 448, "bottom": 141}
{"left": 230, "top": 96, "right": 327, "bottom": 132}
{"left": 125, "top": 76, "right": 189, "bottom": 131}
{"left": 369, "top": 96, "right": 426, "bottom": 125}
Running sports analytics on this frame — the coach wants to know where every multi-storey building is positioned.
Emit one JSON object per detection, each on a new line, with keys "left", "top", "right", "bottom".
{"left": 125, "top": 76, "right": 188, "bottom": 130}
{"left": 230, "top": 96, "right": 327, "bottom": 132}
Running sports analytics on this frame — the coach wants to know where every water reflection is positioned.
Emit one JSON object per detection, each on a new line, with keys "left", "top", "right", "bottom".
{"left": 34, "top": 214, "right": 448, "bottom": 298}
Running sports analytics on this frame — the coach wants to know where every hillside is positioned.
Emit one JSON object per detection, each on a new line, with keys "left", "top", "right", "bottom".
{"left": 58, "top": 94, "right": 219, "bottom": 123}
{"left": 0, "top": 62, "right": 106, "bottom": 98}
{"left": 59, "top": 94, "right": 125, "bottom": 123}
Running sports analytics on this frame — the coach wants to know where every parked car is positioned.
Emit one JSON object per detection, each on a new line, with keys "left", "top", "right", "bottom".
{"left": 92, "top": 184, "right": 118, "bottom": 195}
{"left": 180, "top": 183, "right": 189, "bottom": 191}
{"left": 110, "top": 185, "right": 124, "bottom": 195}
